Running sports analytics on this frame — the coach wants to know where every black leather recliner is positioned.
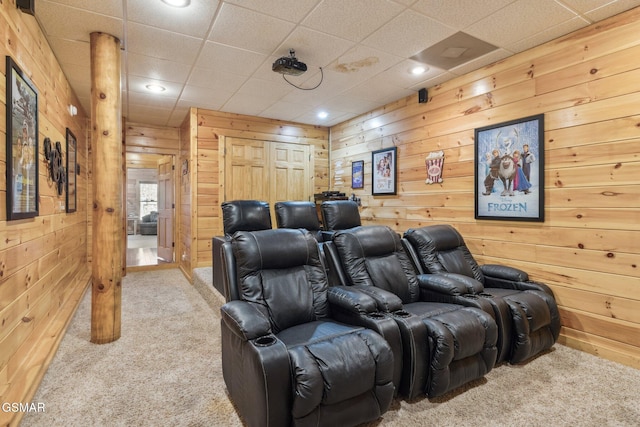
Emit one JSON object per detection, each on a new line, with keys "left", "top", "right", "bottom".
{"left": 320, "top": 200, "right": 361, "bottom": 241}
{"left": 274, "top": 201, "right": 323, "bottom": 241}
{"left": 220, "top": 228, "right": 398, "bottom": 427}
{"left": 323, "top": 225, "right": 498, "bottom": 399}
{"left": 402, "top": 224, "right": 560, "bottom": 364}
{"left": 212, "top": 200, "right": 272, "bottom": 298}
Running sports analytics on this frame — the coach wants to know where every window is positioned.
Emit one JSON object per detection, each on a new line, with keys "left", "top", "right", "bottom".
{"left": 139, "top": 181, "right": 157, "bottom": 218}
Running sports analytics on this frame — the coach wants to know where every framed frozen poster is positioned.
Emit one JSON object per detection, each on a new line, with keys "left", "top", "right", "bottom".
{"left": 475, "top": 114, "right": 544, "bottom": 222}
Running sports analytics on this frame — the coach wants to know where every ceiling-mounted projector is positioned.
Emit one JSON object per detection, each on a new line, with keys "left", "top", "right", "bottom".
{"left": 272, "top": 49, "right": 307, "bottom": 76}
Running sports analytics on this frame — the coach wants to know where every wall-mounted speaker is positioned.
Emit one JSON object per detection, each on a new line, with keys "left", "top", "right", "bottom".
{"left": 17, "top": 0, "right": 35, "bottom": 15}
{"left": 418, "top": 88, "right": 428, "bottom": 103}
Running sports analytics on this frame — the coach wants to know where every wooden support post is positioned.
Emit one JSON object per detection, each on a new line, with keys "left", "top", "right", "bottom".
{"left": 90, "top": 32, "right": 123, "bottom": 344}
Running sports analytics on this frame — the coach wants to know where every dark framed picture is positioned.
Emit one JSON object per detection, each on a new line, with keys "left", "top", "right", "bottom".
{"left": 475, "top": 114, "right": 544, "bottom": 222}
{"left": 66, "top": 128, "right": 77, "bottom": 213}
{"left": 372, "top": 147, "right": 397, "bottom": 196}
{"left": 351, "top": 160, "right": 364, "bottom": 189}
{"left": 6, "top": 56, "right": 39, "bottom": 220}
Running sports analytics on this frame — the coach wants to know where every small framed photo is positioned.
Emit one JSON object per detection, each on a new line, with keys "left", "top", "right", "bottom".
{"left": 351, "top": 160, "right": 364, "bottom": 189}
{"left": 372, "top": 147, "right": 397, "bottom": 196}
{"left": 474, "top": 114, "right": 544, "bottom": 222}
{"left": 66, "top": 128, "right": 77, "bottom": 213}
{"left": 6, "top": 56, "right": 39, "bottom": 220}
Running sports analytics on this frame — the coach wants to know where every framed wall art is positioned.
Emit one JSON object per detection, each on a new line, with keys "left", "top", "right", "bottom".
{"left": 6, "top": 56, "right": 39, "bottom": 220}
{"left": 66, "top": 128, "right": 77, "bottom": 213}
{"left": 372, "top": 147, "right": 397, "bottom": 196}
{"left": 351, "top": 160, "right": 364, "bottom": 189}
{"left": 474, "top": 114, "right": 544, "bottom": 222}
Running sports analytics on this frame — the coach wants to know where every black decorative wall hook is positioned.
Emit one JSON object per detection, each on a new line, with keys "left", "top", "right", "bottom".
{"left": 44, "top": 137, "right": 66, "bottom": 195}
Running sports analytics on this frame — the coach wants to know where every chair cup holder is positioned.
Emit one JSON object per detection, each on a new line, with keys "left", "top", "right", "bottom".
{"left": 366, "top": 312, "right": 386, "bottom": 320}
{"left": 392, "top": 310, "right": 411, "bottom": 318}
{"left": 254, "top": 335, "right": 277, "bottom": 347}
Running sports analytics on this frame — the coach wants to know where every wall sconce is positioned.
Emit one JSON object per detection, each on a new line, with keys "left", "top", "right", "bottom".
{"left": 68, "top": 105, "right": 78, "bottom": 116}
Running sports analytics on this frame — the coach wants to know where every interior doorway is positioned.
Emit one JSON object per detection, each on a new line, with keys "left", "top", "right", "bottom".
{"left": 126, "top": 153, "right": 175, "bottom": 268}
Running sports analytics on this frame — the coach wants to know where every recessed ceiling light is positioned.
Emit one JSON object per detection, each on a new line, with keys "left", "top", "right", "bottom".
{"left": 317, "top": 111, "right": 328, "bottom": 119}
{"left": 145, "top": 84, "right": 166, "bottom": 92}
{"left": 161, "top": 0, "right": 190, "bottom": 7}
{"left": 411, "top": 66, "right": 427, "bottom": 75}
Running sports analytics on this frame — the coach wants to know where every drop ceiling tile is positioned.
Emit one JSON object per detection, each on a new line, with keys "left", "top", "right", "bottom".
{"left": 344, "top": 74, "right": 414, "bottom": 103}
{"left": 126, "top": 23, "right": 202, "bottom": 64}
{"left": 180, "top": 85, "right": 234, "bottom": 106}
{"left": 321, "top": 95, "right": 382, "bottom": 114}
{"left": 127, "top": 91, "right": 178, "bottom": 109}
{"left": 127, "top": 0, "right": 219, "bottom": 38}
{"left": 237, "top": 77, "right": 293, "bottom": 100}
{"left": 580, "top": 0, "right": 640, "bottom": 21}
{"left": 223, "top": 0, "right": 320, "bottom": 23}
{"left": 40, "top": 0, "right": 123, "bottom": 18}
{"left": 222, "top": 92, "right": 276, "bottom": 116}
{"left": 48, "top": 37, "right": 91, "bottom": 68}
{"left": 195, "top": 42, "right": 266, "bottom": 76}
{"left": 36, "top": 1, "right": 123, "bottom": 42}
{"left": 376, "top": 59, "right": 446, "bottom": 89}
{"left": 177, "top": 97, "right": 224, "bottom": 112}
{"left": 362, "top": 9, "right": 456, "bottom": 58}
{"left": 411, "top": 0, "right": 515, "bottom": 29}
{"left": 447, "top": 48, "right": 512, "bottom": 76}
{"left": 465, "top": 0, "right": 577, "bottom": 47}
{"left": 208, "top": 3, "right": 295, "bottom": 54}
{"left": 328, "top": 45, "right": 404, "bottom": 80}
{"left": 302, "top": 0, "right": 404, "bottom": 42}
{"left": 505, "top": 17, "right": 589, "bottom": 54}
{"left": 127, "top": 53, "right": 192, "bottom": 84}
{"left": 260, "top": 101, "right": 313, "bottom": 122}
{"left": 187, "top": 67, "right": 247, "bottom": 91}
{"left": 276, "top": 27, "right": 355, "bottom": 68}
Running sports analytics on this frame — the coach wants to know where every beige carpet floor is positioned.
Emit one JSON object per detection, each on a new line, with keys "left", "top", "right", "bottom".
{"left": 21, "top": 269, "right": 640, "bottom": 427}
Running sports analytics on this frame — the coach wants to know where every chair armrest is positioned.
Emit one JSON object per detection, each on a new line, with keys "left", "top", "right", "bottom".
{"left": 327, "top": 286, "right": 379, "bottom": 315}
{"left": 481, "top": 264, "right": 555, "bottom": 295}
{"left": 417, "top": 272, "right": 484, "bottom": 295}
{"left": 220, "top": 300, "right": 271, "bottom": 341}
{"left": 480, "top": 264, "right": 529, "bottom": 282}
{"left": 351, "top": 285, "right": 404, "bottom": 312}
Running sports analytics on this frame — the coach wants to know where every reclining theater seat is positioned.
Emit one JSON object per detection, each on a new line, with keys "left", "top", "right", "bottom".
{"left": 324, "top": 225, "right": 498, "bottom": 399}
{"left": 212, "top": 200, "right": 272, "bottom": 299}
{"left": 320, "top": 200, "right": 361, "bottom": 240}
{"left": 403, "top": 224, "right": 560, "bottom": 364}
{"left": 220, "top": 228, "right": 397, "bottom": 427}
{"left": 274, "top": 201, "right": 324, "bottom": 241}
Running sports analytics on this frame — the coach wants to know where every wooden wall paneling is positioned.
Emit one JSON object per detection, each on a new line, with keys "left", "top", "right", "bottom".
{"left": 0, "top": 3, "right": 91, "bottom": 424}
{"left": 328, "top": 7, "right": 640, "bottom": 368}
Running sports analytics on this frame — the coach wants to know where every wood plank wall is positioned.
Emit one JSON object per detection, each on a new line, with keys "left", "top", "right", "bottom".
{"left": 0, "top": 3, "right": 90, "bottom": 425}
{"left": 329, "top": 7, "right": 640, "bottom": 369}
{"left": 178, "top": 110, "right": 194, "bottom": 279}
{"left": 189, "top": 108, "right": 329, "bottom": 268}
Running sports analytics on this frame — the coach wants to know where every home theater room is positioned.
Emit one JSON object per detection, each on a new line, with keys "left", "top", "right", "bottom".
{"left": 1, "top": 0, "right": 639, "bottom": 426}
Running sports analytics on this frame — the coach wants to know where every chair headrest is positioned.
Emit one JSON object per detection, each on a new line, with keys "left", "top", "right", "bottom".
{"left": 321, "top": 200, "right": 361, "bottom": 231}
{"left": 221, "top": 200, "right": 272, "bottom": 237}
{"left": 274, "top": 201, "right": 321, "bottom": 231}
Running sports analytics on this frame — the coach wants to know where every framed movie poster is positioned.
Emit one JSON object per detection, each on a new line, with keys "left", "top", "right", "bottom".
{"left": 66, "top": 128, "right": 77, "bottom": 213}
{"left": 351, "top": 160, "right": 364, "bottom": 189}
{"left": 6, "top": 56, "right": 39, "bottom": 220}
{"left": 372, "top": 147, "right": 397, "bottom": 196}
{"left": 474, "top": 114, "right": 544, "bottom": 222}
